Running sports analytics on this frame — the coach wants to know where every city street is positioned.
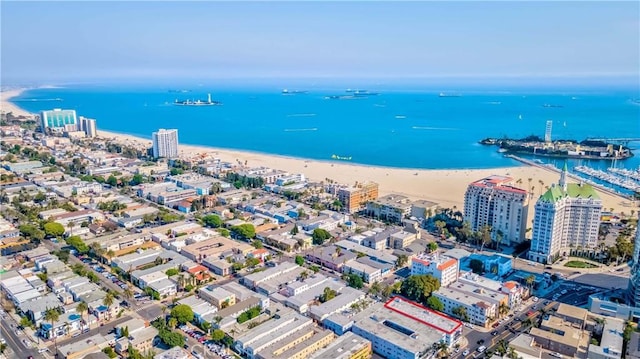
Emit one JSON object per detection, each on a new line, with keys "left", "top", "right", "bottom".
{"left": 0, "top": 312, "right": 43, "bottom": 359}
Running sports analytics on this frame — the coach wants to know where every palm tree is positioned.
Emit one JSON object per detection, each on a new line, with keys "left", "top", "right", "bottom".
{"left": 525, "top": 275, "right": 535, "bottom": 291}
{"left": 122, "top": 288, "right": 134, "bottom": 303}
{"left": 479, "top": 225, "right": 492, "bottom": 252}
{"left": 67, "top": 221, "right": 75, "bottom": 236}
{"left": 300, "top": 270, "right": 309, "bottom": 281}
{"left": 538, "top": 179, "right": 545, "bottom": 195}
{"left": 335, "top": 246, "right": 342, "bottom": 257}
{"left": 494, "top": 229, "right": 504, "bottom": 250}
{"left": 103, "top": 293, "right": 115, "bottom": 320}
{"left": 499, "top": 303, "right": 509, "bottom": 318}
{"left": 77, "top": 301, "right": 89, "bottom": 330}
{"left": 106, "top": 249, "right": 115, "bottom": 264}
{"left": 44, "top": 307, "right": 60, "bottom": 353}
{"left": 63, "top": 322, "right": 70, "bottom": 338}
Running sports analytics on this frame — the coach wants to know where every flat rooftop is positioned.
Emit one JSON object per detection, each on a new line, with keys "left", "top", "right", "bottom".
{"left": 309, "top": 332, "right": 371, "bottom": 359}
{"left": 384, "top": 297, "right": 462, "bottom": 334}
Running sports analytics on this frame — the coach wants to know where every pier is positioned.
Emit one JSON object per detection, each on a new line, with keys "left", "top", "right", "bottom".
{"left": 505, "top": 154, "right": 636, "bottom": 200}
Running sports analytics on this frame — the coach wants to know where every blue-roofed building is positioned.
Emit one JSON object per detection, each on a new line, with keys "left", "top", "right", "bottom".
{"left": 460, "top": 253, "right": 513, "bottom": 278}
{"left": 38, "top": 310, "right": 83, "bottom": 339}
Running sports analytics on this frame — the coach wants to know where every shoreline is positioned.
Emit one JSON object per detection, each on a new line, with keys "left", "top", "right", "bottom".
{"left": 2, "top": 87, "right": 637, "bottom": 219}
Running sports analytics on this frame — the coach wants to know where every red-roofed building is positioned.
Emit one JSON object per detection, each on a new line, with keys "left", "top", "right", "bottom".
{"left": 464, "top": 175, "right": 528, "bottom": 246}
{"left": 186, "top": 265, "right": 212, "bottom": 284}
{"left": 411, "top": 253, "right": 459, "bottom": 286}
{"left": 248, "top": 248, "right": 270, "bottom": 262}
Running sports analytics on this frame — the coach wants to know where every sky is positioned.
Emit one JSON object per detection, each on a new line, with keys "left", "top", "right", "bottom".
{"left": 1, "top": 1, "right": 639, "bottom": 85}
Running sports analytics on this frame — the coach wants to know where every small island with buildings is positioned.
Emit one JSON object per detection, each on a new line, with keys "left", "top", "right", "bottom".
{"left": 480, "top": 120, "right": 634, "bottom": 160}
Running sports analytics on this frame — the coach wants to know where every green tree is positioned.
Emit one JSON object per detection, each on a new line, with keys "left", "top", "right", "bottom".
{"left": 295, "top": 255, "right": 305, "bottom": 266}
{"left": 291, "top": 224, "right": 299, "bottom": 235}
{"left": 44, "top": 307, "right": 60, "bottom": 353}
{"left": 106, "top": 175, "right": 118, "bottom": 187}
{"left": 396, "top": 254, "right": 408, "bottom": 268}
{"left": 202, "top": 214, "right": 222, "bottom": 228}
{"left": 103, "top": 293, "right": 115, "bottom": 320}
{"left": 102, "top": 347, "right": 118, "bottom": 359}
{"left": 434, "top": 220, "right": 446, "bottom": 236}
{"left": 170, "top": 304, "right": 194, "bottom": 324}
{"left": 165, "top": 268, "right": 179, "bottom": 276}
{"left": 77, "top": 301, "right": 89, "bottom": 329}
{"left": 211, "top": 329, "right": 225, "bottom": 342}
{"left": 469, "top": 259, "right": 484, "bottom": 274}
{"left": 43, "top": 222, "right": 65, "bottom": 237}
{"left": 400, "top": 274, "right": 441, "bottom": 304}
{"left": 427, "top": 241, "right": 438, "bottom": 253}
{"left": 319, "top": 287, "right": 337, "bottom": 303}
{"left": 346, "top": 273, "right": 364, "bottom": 289}
{"left": 312, "top": 228, "right": 332, "bottom": 245}
{"left": 252, "top": 240, "right": 263, "bottom": 249}
{"left": 231, "top": 224, "right": 256, "bottom": 240}
{"left": 168, "top": 317, "right": 178, "bottom": 329}
{"left": 158, "top": 330, "right": 184, "bottom": 347}
{"left": 452, "top": 306, "right": 469, "bottom": 322}
{"left": 426, "top": 296, "right": 445, "bottom": 311}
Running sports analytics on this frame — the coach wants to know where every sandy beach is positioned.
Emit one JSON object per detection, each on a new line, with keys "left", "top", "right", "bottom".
{"left": 2, "top": 88, "right": 637, "bottom": 225}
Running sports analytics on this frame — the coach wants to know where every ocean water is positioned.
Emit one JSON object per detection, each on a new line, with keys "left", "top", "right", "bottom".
{"left": 11, "top": 85, "right": 640, "bottom": 173}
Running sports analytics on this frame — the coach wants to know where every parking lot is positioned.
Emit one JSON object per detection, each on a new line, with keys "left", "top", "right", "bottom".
{"left": 541, "top": 280, "right": 606, "bottom": 307}
{"left": 179, "top": 325, "right": 233, "bottom": 359}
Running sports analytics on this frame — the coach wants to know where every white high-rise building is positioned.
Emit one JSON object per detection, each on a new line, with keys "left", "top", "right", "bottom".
{"left": 528, "top": 164, "right": 602, "bottom": 264}
{"left": 79, "top": 117, "right": 97, "bottom": 138}
{"left": 628, "top": 213, "right": 640, "bottom": 306}
{"left": 464, "top": 175, "right": 528, "bottom": 245}
{"left": 41, "top": 109, "right": 78, "bottom": 132}
{"left": 152, "top": 129, "right": 179, "bottom": 158}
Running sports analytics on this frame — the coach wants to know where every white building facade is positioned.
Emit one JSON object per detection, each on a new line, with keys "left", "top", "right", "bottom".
{"left": 464, "top": 175, "right": 528, "bottom": 245}
{"left": 152, "top": 128, "right": 179, "bottom": 158}
{"left": 529, "top": 167, "right": 602, "bottom": 264}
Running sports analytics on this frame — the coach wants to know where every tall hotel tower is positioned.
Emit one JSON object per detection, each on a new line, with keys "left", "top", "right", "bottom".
{"left": 152, "top": 129, "right": 179, "bottom": 158}
{"left": 528, "top": 164, "right": 602, "bottom": 264}
{"left": 464, "top": 175, "right": 528, "bottom": 246}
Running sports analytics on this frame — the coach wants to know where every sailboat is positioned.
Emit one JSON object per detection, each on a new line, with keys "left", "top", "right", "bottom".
{"left": 563, "top": 121, "right": 567, "bottom": 127}
{"left": 518, "top": 114, "right": 523, "bottom": 120}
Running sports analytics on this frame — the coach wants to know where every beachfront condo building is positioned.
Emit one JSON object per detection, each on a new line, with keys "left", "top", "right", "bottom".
{"left": 628, "top": 213, "right": 640, "bottom": 306}
{"left": 528, "top": 165, "right": 602, "bottom": 264}
{"left": 337, "top": 181, "right": 379, "bottom": 213}
{"left": 40, "top": 109, "right": 78, "bottom": 132}
{"left": 79, "top": 117, "right": 97, "bottom": 138}
{"left": 463, "top": 175, "right": 528, "bottom": 245}
{"left": 152, "top": 128, "right": 179, "bottom": 158}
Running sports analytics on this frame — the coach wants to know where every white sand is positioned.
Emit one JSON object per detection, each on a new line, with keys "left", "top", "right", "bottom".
{"left": 3, "top": 88, "right": 638, "bottom": 226}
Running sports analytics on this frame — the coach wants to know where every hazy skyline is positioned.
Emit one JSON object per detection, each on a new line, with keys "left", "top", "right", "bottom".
{"left": 2, "top": 1, "right": 639, "bottom": 84}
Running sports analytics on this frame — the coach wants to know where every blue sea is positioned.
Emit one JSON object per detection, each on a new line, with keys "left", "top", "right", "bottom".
{"left": 11, "top": 84, "right": 640, "bottom": 174}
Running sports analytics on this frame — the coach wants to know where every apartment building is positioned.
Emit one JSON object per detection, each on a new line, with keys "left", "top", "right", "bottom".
{"left": 464, "top": 175, "right": 528, "bottom": 245}
{"left": 152, "top": 128, "right": 179, "bottom": 158}
{"left": 352, "top": 297, "right": 462, "bottom": 359}
{"left": 529, "top": 166, "right": 602, "bottom": 264}
{"left": 364, "top": 194, "right": 412, "bottom": 223}
{"left": 336, "top": 181, "right": 379, "bottom": 213}
{"left": 410, "top": 253, "right": 459, "bottom": 286}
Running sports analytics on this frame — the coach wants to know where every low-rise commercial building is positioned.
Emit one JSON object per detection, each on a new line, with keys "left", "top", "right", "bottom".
{"left": 352, "top": 297, "right": 462, "bottom": 359}
{"left": 309, "top": 332, "right": 372, "bottom": 359}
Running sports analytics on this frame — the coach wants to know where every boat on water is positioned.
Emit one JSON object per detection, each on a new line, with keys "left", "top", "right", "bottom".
{"left": 348, "top": 90, "right": 379, "bottom": 96}
{"left": 439, "top": 92, "right": 461, "bottom": 98}
{"left": 282, "top": 89, "right": 308, "bottom": 95}
{"left": 331, "top": 154, "right": 352, "bottom": 161}
{"left": 174, "top": 93, "right": 221, "bottom": 106}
